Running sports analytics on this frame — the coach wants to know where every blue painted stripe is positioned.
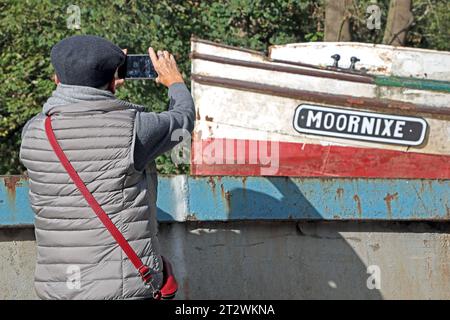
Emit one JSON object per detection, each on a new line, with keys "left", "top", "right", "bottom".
{"left": 187, "top": 177, "right": 449, "bottom": 221}
{"left": 1, "top": 176, "right": 449, "bottom": 225}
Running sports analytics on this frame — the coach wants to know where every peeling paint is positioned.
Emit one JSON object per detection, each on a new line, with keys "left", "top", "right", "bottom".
{"left": 353, "top": 194, "right": 362, "bottom": 218}
{"left": 207, "top": 176, "right": 216, "bottom": 194}
{"left": 220, "top": 184, "right": 232, "bottom": 215}
{"left": 1, "top": 176, "right": 450, "bottom": 225}
{"left": 336, "top": 188, "right": 344, "bottom": 199}
{"left": 384, "top": 192, "right": 399, "bottom": 218}
{"left": 3, "top": 176, "right": 21, "bottom": 210}
{"left": 241, "top": 176, "right": 247, "bottom": 201}
{"left": 241, "top": 176, "right": 247, "bottom": 189}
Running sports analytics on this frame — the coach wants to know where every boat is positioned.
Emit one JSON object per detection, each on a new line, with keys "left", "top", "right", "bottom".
{"left": 190, "top": 38, "right": 450, "bottom": 179}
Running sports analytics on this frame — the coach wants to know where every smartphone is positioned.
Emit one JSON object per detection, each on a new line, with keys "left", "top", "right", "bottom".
{"left": 118, "top": 54, "right": 158, "bottom": 80}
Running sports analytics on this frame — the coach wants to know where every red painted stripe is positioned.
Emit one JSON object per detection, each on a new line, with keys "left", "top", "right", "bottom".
{"left": 191, "top": 138, "right": 450, "bottom": 178}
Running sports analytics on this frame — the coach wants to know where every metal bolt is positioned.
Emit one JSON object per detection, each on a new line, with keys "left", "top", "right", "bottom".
{"left": 331, "top": 54, "right": 341, "bottom": 68}
{"left": 349, "top": 56, "right": 361, "bottom": 70}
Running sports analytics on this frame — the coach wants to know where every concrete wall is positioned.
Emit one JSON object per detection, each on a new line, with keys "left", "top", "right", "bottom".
{"left": 1, "top": 221, "right": 449, "bottom": 300}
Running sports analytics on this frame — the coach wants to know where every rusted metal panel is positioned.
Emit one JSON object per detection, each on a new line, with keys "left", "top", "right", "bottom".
{"left": 1, "top": 175, "right": 449, "bottom": 225}
{"left": 0, "top": 176, "right": 31, "bottom": 227}
{"left": 186, "top": 176, "right": 450, "bottom": 221}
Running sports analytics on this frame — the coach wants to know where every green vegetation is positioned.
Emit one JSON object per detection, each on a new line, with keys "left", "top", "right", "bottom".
{"left": 0, "top": 0, "right": 448, "bottom": 174}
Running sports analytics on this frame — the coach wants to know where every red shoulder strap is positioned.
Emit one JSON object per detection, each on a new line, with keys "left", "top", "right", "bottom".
{"left": 44, "top": 116, "right": 153, "bottom": 285}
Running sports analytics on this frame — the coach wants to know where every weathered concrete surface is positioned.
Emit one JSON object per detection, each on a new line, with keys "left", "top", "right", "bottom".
{"left": 0, "top": 228, "right": 36, "bottom": 299}
{"left": 1, "top": 221, "right": 449, "bottom": 300}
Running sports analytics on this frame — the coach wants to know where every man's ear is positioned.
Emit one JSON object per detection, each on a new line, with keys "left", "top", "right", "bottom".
{"left": 54, "top": 74, "right": 60, "bottom": 84}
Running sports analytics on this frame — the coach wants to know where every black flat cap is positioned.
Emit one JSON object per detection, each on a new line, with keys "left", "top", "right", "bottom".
{"left": 51, "top": 35, "right": 125, "bottom": 87}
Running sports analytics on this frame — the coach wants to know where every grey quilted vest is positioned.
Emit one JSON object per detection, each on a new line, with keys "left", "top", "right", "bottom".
{"left": 20, "top": 100, "right": 163, "bottom": 300}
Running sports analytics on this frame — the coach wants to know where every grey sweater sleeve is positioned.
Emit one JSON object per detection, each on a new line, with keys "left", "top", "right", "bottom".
{"left": 133, "top": 82, "right": 195, "bottom": 171}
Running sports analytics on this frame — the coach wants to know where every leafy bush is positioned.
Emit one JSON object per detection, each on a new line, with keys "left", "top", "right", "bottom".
{"left": 0, "top": 0, "right": 448, "bottom": 174}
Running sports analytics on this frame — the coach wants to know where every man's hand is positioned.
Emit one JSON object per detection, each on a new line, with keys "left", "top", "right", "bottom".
{"left": 148, "top": 47, "right": 184, "bottom": 87}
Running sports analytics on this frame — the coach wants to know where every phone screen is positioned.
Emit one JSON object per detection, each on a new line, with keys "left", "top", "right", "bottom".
{"left": 119, "top": 54, "right": 158, "bottom": 79}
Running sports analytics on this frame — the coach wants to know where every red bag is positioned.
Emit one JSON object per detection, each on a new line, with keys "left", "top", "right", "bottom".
{"left": 45, "top": 115, "right": 178, "bottom": 300}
